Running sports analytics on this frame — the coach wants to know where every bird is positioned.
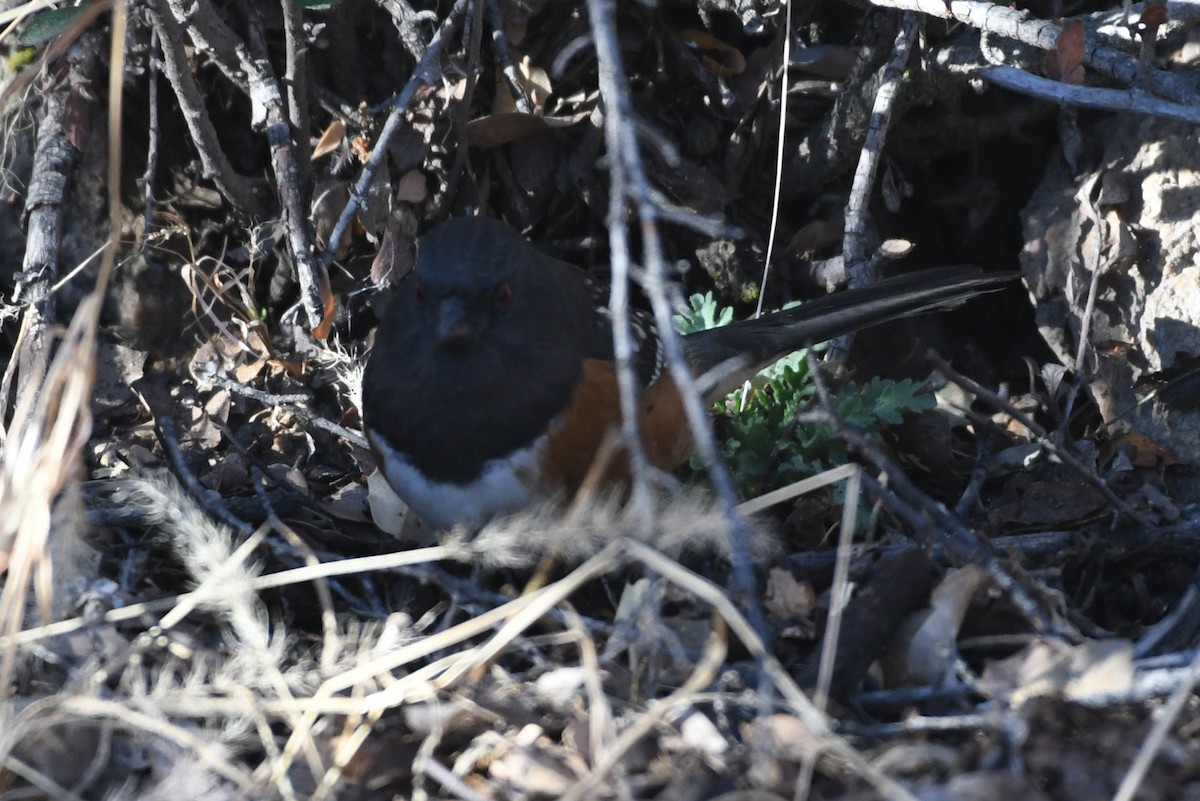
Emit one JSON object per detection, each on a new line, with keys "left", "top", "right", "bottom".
{"left": 361, "top": 216, "right": 1010, "bottom": 531}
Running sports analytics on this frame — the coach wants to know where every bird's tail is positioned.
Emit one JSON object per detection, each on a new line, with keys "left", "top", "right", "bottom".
{"left": 682, "top": 267, "right": 1014, "bottom": 399}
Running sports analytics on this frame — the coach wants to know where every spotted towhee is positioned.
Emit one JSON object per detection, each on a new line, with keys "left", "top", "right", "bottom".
{"left": 362, "top": 217, "right": 1010, "bottom": 530}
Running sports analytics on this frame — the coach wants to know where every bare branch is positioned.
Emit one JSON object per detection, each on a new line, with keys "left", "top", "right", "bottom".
{"left": 320, "top": 0, "right": 471, "bottom": 268}
{"left": 146, "top": 0, "right": 267, "bottom": 218}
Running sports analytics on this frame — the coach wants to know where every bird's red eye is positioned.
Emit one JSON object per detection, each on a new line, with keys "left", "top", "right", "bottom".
{"left": 496, "top": 283, "right": 512, "bottom": 307}
{"left": 414, "top": 281, "right": 425, "bottom": 302}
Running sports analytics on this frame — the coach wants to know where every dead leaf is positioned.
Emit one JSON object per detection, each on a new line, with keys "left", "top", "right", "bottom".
{"left": 613, "top": 578, "right": 652, "bottom": 627}
{"left": 1101, "top": 209, "right": 1138, "bottom": 270}
{"left": 367, "top": 469, "right": 407, "bottom": 537}
{"left": 64, "top": 82, "right": 92, "bottom": 151}
{"left": 282, "top": 465, "right": 309, "bottom": 494}
{"left": 883, "top": 565, "right": 988, "bottom": 687}
{"left": 350, "top": 134, "right": 371, "bottom": 163}
{"left": 470, "top": 112, "right": 545, "bottom": 149}
{"left": 468, "top": 111, "right": 587, "bottom": 150}
{"left": 188, "top": 389, "right": 231, "bottom": 451}
{"left": 1056, "top": 19, "right": 1085, "bottom": 75}
{"left": 92, "top": 342, "right": 146, "bottom": 412}
{"left": 980, "top": 638, "right": 1133, "bottom": 706}
{"left": 488, "top": 731, "right": 585, "bottom": 796}
{"left": 312, "top": 119, "right": 345, "bottom": 161}
{"left": 265, "top": 356, "right": 306, "bottom": 377}
{"left": 562, "top": 714, "right": 592, "bottom": 763}
{"left": 494, "top": 55, "right": 553, "bottom": 114}
{"left": 1063, "top": 639, "right": 1135, "bottom": 702}
{"left": 988, "top": 442, "right": 1040, "bottom": 474}
{"left": 356, "top": 159, "right": 393, "bottom": 236}
{"left": 679, "top": 29, "right": 747, "bottom": 76}
{"left": 990, "top": 479, "right": 1108, "bottom": 527}
{"left": 763, "top": 567, "right": 816, "bottom": 622}
{"left": 233, "top": 358, "right": 266, "bottom": 383}
{"left": 320, "top": 482, "right": 372, "bottom": 523}
{"left": 311, "top": 179, "right": 351, "bottom": 257}
{"left": 1110, "top": 431, "right": 1181, "bottom": 468}
{"left": 371, "top": 209, "right": 418, "bottom": 286}
{"left": 1045, "top": 20, "right": 1086, "bottom": 84}
{"left": 311, "top": 268, "right": 336, "bottom": 341}
{"left": 202, "top": 455, "right": 250, "bottom": 493}
{"left": 751, "top": 714, "right": 820, "bottom": 761}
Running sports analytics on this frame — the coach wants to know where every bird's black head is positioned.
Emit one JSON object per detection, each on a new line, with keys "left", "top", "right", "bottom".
{"left": 408, "top": 217, "right": 528, "bottom": 349}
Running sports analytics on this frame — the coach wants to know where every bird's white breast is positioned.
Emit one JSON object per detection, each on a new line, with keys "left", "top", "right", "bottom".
{"left": 369, "top": 427, "right": 546, "bottom": 531}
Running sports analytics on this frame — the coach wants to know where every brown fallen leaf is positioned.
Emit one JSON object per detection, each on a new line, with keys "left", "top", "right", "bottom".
{"left": 980, "top": 638, "right": 1133, "bottom": 706}
{"left": 763, "top": 566, "right": 817, "bottom": 622}
{"left": 312, "top": 119, "right": 345, "bottom": 161}
{"left": 883, "top": 564, "right": 988, "bottom": 687}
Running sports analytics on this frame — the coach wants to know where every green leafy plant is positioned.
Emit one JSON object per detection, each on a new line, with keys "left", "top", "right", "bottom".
{"left": 675, "top": 291, "right": 733, "bottom": 334}
{"left": 676, "top": 293, "right": 935, "bottom": 497}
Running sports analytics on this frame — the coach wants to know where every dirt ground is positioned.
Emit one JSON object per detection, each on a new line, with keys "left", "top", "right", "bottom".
{"left": 2, "top": 0, "right": 1200, "bottom": 798}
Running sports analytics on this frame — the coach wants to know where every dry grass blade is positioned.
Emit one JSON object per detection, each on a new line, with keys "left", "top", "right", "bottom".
{"left": 559, "top": 616, "right": 729, "bottom": 801}
{"left": 736, "top": 462, "right": 861, "bottom": 517}
{"left": 0, "top": 0, "right": 127, "bottom": 703}
{"left": 265, "top": 542, "right": 625, "bottom": 793}
{"left": 622, "top": 540, "right": 922, "bottom": 801}
{"left": 0, "top": 290, "right": 100, "bottom": 696}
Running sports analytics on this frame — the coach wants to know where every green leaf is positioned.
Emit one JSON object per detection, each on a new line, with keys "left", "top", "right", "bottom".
{"left": 19, "top": 7, "right": 84, "bottom": 46}
{"left": 674, "top": 292, "right": 733, "bottom": 334}
{"left": 675, "top": 290, "right": 937, "bottom": 515}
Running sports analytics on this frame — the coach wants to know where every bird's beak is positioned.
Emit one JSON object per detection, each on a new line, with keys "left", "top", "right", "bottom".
{"left": 434, "top": 296, "right": 478, "bottom": 345}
